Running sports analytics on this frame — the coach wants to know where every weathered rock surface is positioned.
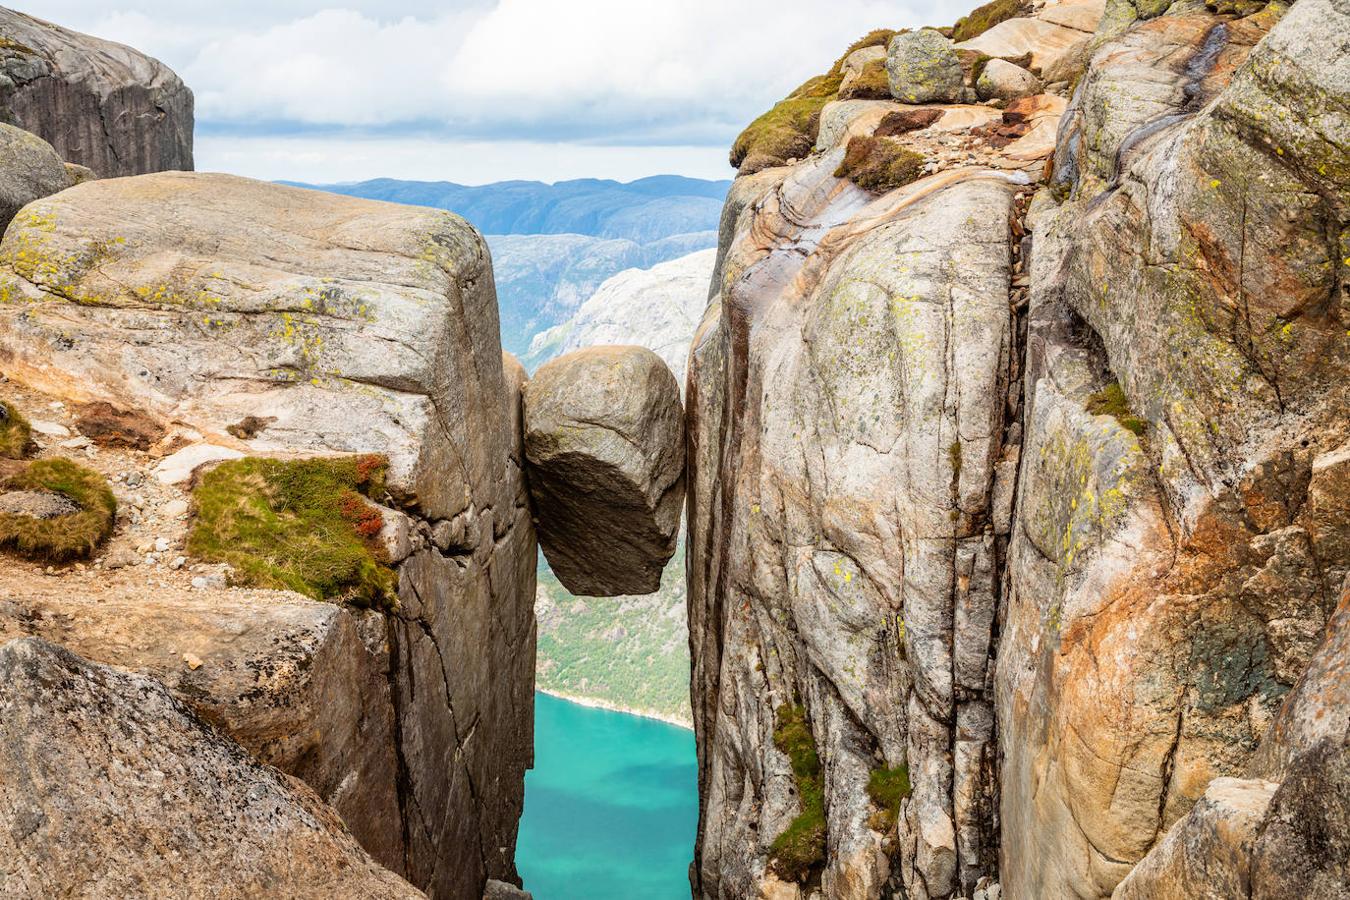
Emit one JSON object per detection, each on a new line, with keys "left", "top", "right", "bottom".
{"left": 887, "top": 29, "right": 966, "bottom": 104}
{"left": 0, "top": 172, "right": 537, "bottom": 900}
{"left": 524, "top": 345, "right": 684, "bottom": 596}
{"left": 689, "top": 146, "right": 1025, "bottom": 896}
{"left": 976, "top": 59, "right": 1042, "bottom": 100}
{"left": 0, "top": 636, "right": 424, "bottom": 899}
{"left": 0, "top": 8, "right": 192, "bottom": 176}
{"left": 0, "top": 589, "right": 405, "bottom": 873}
{"left": 999, "top": 1, "right": 1350, "bottom": 898}
{"left": 0, "top": 121, "right": 69, "bottom": 229}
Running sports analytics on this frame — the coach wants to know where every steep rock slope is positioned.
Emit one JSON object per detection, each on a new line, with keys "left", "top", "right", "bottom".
{"left": 0, "top": 173, "right": 535, "bottom": 900}
{"left": 0, "top": 636, "right": 424, "bottom": 899}
{"left": 688, "top": 0, "right": 1349, "bottom": 898}
{"left": 1000, "top": 0, "right": 1349, "bottom": 896}
{"left": 0, "top": 7, "right": 193, "bottom": 176}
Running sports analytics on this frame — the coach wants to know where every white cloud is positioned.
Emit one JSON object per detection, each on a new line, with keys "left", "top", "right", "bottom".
{"left": 19, "top": 0, "right": 976, "bottom": 180}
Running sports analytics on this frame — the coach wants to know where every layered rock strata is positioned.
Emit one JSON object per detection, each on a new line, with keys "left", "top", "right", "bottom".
{"left": 0, "top": 7, "right": 193, "bottom": 176}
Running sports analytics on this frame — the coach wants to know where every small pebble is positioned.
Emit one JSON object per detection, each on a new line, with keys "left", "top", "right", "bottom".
{"left": 183, "top": 653, "right": 203, "bottom": 671}
{"left": 163, "top": 499, "right": 189, "bottom": 518}
{"left": 154, "top": 537, "right": 171, "bottom": 553}
{"left": 170, "top": 556, "right": 186, "bottom": 570}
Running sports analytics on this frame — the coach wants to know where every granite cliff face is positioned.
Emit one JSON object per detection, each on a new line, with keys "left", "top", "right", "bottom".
{"left": 688, "top": 0, "right": 1349, "bottom": 898}
{"left": 0, "top": 171, "right": 536, "bottom": 900}
{"left": 0, "top": 7, "right": 193, "bottom": 176}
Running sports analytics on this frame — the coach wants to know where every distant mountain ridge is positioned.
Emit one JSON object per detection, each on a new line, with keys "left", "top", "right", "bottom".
{"left": 282, "top": 175, "right": 731, "bottom": 243}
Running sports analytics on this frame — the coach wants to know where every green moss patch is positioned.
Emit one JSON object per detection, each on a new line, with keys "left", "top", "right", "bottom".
{"left": 866, "top": 764, "right": 912, "bottom": 832}
{"left": 951, "top": 0, "right": 1027, "bottom": 42}
{"left": 730, "top": 29, "right": 905, "bottom": 172}
{"left": 835, "top": 136, "right": 926, "bottom": 193}
{"left": 0, "top": 458, "right": 116, "bottom": 561}
{"left": 839, "top": 59, "right": 891, "bottom": 100}
{"left": 769, "top": 704, "right": 827, "bottom": 883}
{"left": 0, "top": 400, "right": 32, "bottom": 459}
{"left": 1085, "top": 381, "right": 1147, "bottom": 437}
{"left": 187, "top": 454, "right": 396, "bottom": 609}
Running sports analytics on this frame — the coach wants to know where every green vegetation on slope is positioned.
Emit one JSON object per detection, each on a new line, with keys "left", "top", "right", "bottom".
{"left": 867, "top": 764, "right": 912, "bottom": 832}
{"left": 534, "top": 543, "right": 691, "bottom": 723}
{"left": 730, "top": 30, "right": 899, "bottom": 172}
{"left": 187, "top": 455, "right": 395, "bottom": 608}
{"left": 951, "top": 0, "right": 1027, "bottom": 42}
{"left": 769, "top": 704, "right": 827, "bottom": 883}
{"left": 1085, "top": 381, "right": 1147, "bottom": 436}
{"left": 0, "top": 458, "right": 116, "bottom": 561}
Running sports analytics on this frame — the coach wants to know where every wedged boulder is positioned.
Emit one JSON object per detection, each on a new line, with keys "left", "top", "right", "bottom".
{"left": 0, "top": 588, "right": 405, "bottom": 873}
{"left": 523, "top": 344, "right": 684, "bottom": 596}
{"left": 998, "top": 1, "right": 1350, "bottom": 897}
{"left": 0, "top": 636, "right": 422, "bottom": 899}
{"left": 0, "top": 171, "right": 537, "bottom": 900}
{"left": 887, "top": 29, "right": 966, "bottom": 103}
{"left": 0, "top": 121, "right": 69, "bottom": 230}
{"left": 0, "top": 8, "right": 192, "bottom": 176}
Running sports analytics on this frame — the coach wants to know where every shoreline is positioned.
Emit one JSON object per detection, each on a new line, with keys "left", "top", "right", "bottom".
{"left": 537, "top": 688, "right": 694, "bottom": 731}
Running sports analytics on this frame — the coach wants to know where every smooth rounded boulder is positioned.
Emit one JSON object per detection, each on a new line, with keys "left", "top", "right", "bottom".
{"left": 0, "top": 121, "right": 70, "bottom": 230}
{"left": 522, "top": 345, "right": 684, "bottom": 597}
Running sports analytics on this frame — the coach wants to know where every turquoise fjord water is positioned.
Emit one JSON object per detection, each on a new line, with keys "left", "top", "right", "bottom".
{"left": 517, "top": 692, "right": 698, "bottom": 899}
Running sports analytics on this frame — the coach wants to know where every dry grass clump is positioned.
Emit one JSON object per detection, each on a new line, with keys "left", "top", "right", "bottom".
{"left": 951, "top": 0, "right": 1028, "bottom": 42}
{"left": 0, "top": 399, "right": 32, "bottom": 459}
{"left": 838, "top": 59, "right": 891, "bottom": 100}
{"left": 835, "top": 136, "right": 927, "bottom": 193}
{"left": 875, "top": 108, "right": 944, "bottom": 137}
{"left": 187, "top": 454, "right": 396, "bottom": 609}
{"left": 0, "top": 458, "right": 116, "bottom": 561}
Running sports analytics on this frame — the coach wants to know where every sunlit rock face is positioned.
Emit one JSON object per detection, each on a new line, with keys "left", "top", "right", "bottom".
{"left": 999, "top": 0, "right": 1350, "bottom": 897}
{"left": 689, "top": 0, "right": 1349, "bottom": 897}
{"left": 0, "top": 8, "right": 193, "bottom": 176}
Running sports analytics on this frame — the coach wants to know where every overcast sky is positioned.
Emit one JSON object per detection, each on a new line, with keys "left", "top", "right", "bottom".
{"left": 19, "top": 1, "right": 969, "bottom": 184}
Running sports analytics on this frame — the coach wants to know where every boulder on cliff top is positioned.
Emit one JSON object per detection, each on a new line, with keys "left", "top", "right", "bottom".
{"left": 0, "top": 8, "right": 193, "bottom": 176}
{"left": 0, "top": 171, "right": 507, "bottom": 523}
{"left": 0, "top": 636, "right": 423, "bottom": 899}
{"left": 522, "top": 345, "right": 684, "bottom": 596}
{"left": 887, "top": 29, "right": 966, "bottom": 103}
{"left": 0, "top": 121, "right": 69, "bottom": 230}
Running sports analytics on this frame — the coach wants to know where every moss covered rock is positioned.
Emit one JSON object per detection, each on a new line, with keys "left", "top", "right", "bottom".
{"left": 886, "top": 28, "right": 966, "bottom": 104}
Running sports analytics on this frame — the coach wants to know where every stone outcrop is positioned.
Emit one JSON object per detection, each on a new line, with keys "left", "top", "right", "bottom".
{"left": 523, "top": 344, "right": 684, "bottom": 596}
{"left": 691, "top": 0, "right": 1350, "bottom": 898}
{"left": 0, "top": 636, "right": 424, "bottom": 899}
{"left": 998, "top": 0, "right": 1349, "bottom": 895}
{"left": 0, "top": 172, "right": 536, "bottom": 900}
{"left": 886, "top": 29, "right": 966, "bottom": 103}
{"left": 0, "top": 121, "right": 69, "bottom": 229}
{"left": 0, "top": 588, "right": 405, "bottom": 872}
{"left": 0, "top": 7, "right": 193, "bottom": 176}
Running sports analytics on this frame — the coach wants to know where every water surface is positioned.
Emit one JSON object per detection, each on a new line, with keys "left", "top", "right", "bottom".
{"left": 517, "top": 692, "right": 698, "bottom": 899}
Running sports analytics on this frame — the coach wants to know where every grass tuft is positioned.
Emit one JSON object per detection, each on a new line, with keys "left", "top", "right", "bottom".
{"left": 839, "top": 59, "right": 892, "bottom": 100}
{"left": 187, "top": 454, "right": 396, "bottom": 609}
{"left": 1085, "top": 381, "right": 1147, "bottom": 436}
{"left": 866, "top": 764, "right": 912, "bottom": 832}
{"left": 0, "top": 458, "right": 116, "bottom": 561}
{"left": 769, "top": 704, "right": 827, "bottom": 882}
{"left": 951, "top": 0, "right": 1027, "bottom": 42}
{"left": 835, "top": 136, "right": 927, "bottom": 193}
{"left": 0, "top": 400, "right": 32, "bottom": 459}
